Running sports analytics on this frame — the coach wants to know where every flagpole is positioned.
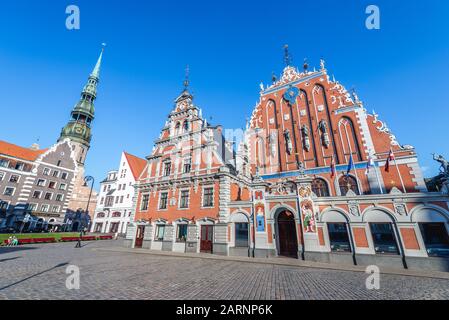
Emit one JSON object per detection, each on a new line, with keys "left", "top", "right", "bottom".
{"left": 342, "top": 125, "right": 364, "bottom": 194}
{"left": 368, "top": 150, "right": 384, "bottom": 195}
{"left": 374, "top": 160, "right": 384, "bottom": 194}
{"left": 392, "top": 151, "right": 407, "bottom": 193}
{"left": 352, "top": 155, "right": 363, "bottom": 194}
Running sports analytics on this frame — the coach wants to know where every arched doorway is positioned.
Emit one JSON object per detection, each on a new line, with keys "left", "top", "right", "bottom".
{"left": 276, "top": 210, "right": 298, "bottom": 258}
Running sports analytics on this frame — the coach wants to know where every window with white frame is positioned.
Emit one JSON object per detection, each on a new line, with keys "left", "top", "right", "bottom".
{"left": 140, "top": 194, "right": 150, "bottom": 211}
{"left": 41, "top": 204, "right": 50, "bottom": 213}
{"left": 203, "top": 187, "right": 214, "bottom": 207}
{"left": 177, "top": 224, "right": 188, "bottom": 242}
{"left": 48, "top": 181, "right": 56, "bottom": 189}
{"left": 9, "top": 175, "right": 20, "bottom": 183}
{"left": 163, "top": 161, "right": 171, "bottom": 177}
{"left": 61, "top": 172, "right": 68, "bottom": 180}
{"left": 59, "top": 183, "right": 67, "bottom": 191}
{"left": 3, "top": 187, "right": 15, "bottom": 196}
{"left": 0, "top": 172, "right": 4, "bottom": 181}
{"left": 55, "top": 194, "right": 64, "bottom": 202}
{"left": 51, "top": 206, "right": 60, "bottom": 213}
{"left": 32, "top": 191, "right": 42, "bottom": 199}
{"left": 43, "top": 168, "right": 50, "bottom": 176}
{"left": 159, "top": 192, "right": 168, "bottom": 210}
{"left": 28, "top": 203, "right": 38, "bottom": 211}
{"left": 0, "top": 159, "right": 9, "bottom": 168}
{"left": 155, "top": 225, "right": 166, "bottom": 241}
{"left": 37, "top": 179, "right": 46, "bottom": 187}
{"left": 179, "top": 190, "right": 190, "bottom": 209}
{"left": 183, "top": 157, "right": 192, "bottom": 174}
{"left": 52, "top": 170, "right": 60, "bottom": 178}
{"left": 44, "top": 192, "right": 53, "bottom": 200}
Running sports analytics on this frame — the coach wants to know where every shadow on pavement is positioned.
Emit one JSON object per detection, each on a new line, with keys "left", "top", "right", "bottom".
{"left": 0, "top": 247, "right": 37, "bottom": 254}
{"left": 0, "top": 262, "right": 70, "bottom": 291}
{"left": 0, "top": 256, "right": 21, "bottom": 263}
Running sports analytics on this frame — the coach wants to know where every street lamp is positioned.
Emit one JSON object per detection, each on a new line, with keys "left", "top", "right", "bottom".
{"left": 75, "top": 175, "right": 95, "bottom": 248}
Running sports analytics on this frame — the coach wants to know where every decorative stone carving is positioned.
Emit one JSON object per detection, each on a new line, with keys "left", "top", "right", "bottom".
{"left": 348, "top": 201, "right": 360, "bottom": 216}
{"left": 389, "top": 187, "right": 403, "bottom": 195}
{"left": 394, "top": 203, "right": 407, "bottom": 216}
{"left": 270, "top": 180, "right": 296, "bottom": 195}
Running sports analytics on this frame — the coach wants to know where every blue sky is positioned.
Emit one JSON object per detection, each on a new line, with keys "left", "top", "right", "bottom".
{"left": 0, "top": 0, "right": 448, "bottom": 187}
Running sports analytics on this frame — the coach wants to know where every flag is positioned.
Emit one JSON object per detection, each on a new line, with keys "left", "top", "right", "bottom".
{"left": 385, "top": 149, "right": 395, "bottom": 173}
{"left": 330, "top": 155, "right": 336, "bottom": 178}
{"left": 365, "top": 156, "right": 374, "bottom": 175}
{"left": 346, "top": 154, "right": 354, "bottom": 176}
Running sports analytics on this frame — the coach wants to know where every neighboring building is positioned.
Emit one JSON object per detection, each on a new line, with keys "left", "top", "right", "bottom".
{"left": 125, "top": 52, "right": 449, "bottom": 272}
{"left": 0, "top": 140, "right": 77, "bottom": 232}
{"left": 0, "top": 48, "right": 104, "bottom": 232}
{"left": 91, "top": 152, "right": 146, "bottom": 235}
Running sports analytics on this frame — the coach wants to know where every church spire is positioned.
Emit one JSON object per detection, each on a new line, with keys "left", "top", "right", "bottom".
{"left": 183, "top": 64, "right": 190, "bottom": 91}
{"left": 59, "top": 46, "right": 105, "bottom": 166}
{"left": 91, "top": 44, "right": 105, "bottom": 80}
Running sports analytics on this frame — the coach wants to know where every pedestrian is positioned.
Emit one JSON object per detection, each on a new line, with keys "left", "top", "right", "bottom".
{"left": 7, "top": 236, "right": 13, "bottom": 247}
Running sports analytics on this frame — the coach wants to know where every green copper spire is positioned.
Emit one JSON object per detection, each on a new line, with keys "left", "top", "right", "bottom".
{"left": 59, "top": 46, "right": 105, "bottom": 150}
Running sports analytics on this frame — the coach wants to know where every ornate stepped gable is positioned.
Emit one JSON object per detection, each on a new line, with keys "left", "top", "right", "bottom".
{"left": 138, "top": 86, "right": 234, "bottom": 186}
{"left": 246, "top": 57, "right": 425, "bottom": 194}
{"left": 133, "top": 82, "right": 237, "bottom": 225}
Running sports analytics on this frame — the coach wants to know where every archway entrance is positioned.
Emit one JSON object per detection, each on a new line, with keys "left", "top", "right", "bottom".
{"left": 276, "top": 210, "right": 298, "bottom": 258}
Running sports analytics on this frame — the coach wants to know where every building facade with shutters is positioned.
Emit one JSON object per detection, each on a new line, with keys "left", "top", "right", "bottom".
{"left": 125, "top": 54, "right": 449, "bottom": 271}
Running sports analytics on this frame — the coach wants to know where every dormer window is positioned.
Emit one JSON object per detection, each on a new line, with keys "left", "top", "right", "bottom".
{"left": 163, "top": 161, "right": 171, "bottom": 177}
{"left": 175, "top": 122, "right": 181, "bottom": 135}
{"left": 183, "top": 157, "right": 192, "bottom": 174}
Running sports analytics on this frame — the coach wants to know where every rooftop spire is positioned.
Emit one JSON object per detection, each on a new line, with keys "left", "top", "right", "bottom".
{"left": 183, "top": 64, "right": 190, "bottom": 90}
{"left": 284, "top": 44, "right": 292, "bottom": 67}
{"left": 91, "top": 43, "right": 106, "bottom": 80}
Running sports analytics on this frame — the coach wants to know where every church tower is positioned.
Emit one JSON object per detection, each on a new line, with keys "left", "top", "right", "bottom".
{"left": 59, "top": 46, "right": 104, "bottom": 166}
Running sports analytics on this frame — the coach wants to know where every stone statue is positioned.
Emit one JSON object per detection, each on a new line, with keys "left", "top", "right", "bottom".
{"left": 318, "top": 120, "right": 330, "bottom": 148}
{"left": 284, "top": 130, "right": 293, "bottom": 154}
{"left": 320, "top": 59, "right": 326, "bottom": 71}
{"left": 297, "top": 161, "right": 306, "bottom": 176}
{"left": 301, "top": 125, "right": 311, "bottom": 151}
{"left": 433, "top": 154, "right": 449, "bottom": 176}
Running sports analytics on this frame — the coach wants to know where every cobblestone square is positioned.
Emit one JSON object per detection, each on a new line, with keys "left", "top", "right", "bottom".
{"left": 0, "top": 241, "right": 448, "bottom": 300}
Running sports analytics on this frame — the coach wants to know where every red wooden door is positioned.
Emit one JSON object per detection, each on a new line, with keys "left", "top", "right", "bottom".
{"left": 200, "top": 225, "right": 214, "bottom": 253}
{"left": 135, "top": 226, "right": 145, "bottom": 248}
{"left": 278, "top": 211, "right": 298, "bottom": 258}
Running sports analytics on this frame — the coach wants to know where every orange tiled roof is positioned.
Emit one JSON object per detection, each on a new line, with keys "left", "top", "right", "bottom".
{"left": 124, "top": 152, "right": 147, "bottom": 180}
{"left": 0, "top": 140, "right": 47, "bottom": 162}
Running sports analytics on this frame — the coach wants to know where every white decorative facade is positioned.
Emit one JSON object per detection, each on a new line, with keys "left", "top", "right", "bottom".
{"left": 91, "top": 152, "right": 146, "bottom": 235}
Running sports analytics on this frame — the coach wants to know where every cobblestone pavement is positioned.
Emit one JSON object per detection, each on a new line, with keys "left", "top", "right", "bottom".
{"left": 0, "top": 240, "right": 448, "bottom": 300}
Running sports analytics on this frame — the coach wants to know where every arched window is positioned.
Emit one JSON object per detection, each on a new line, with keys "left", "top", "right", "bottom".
{"left": 97, "top": 212, "right": 105, "bottom": 218}
{"left": 183, "top": 121, "right": 189, "bottom": 132}
{"left": 338, "top": 117, "right": 362, "bottom": 161}
{"left": 339, "top": 175, "right": 360, "bottom": 195}
{"left": 312, "top": 178, "right": 330, "bottom": 197}
{"left": 175, "top": 122, "right": 181, "bottom": 135}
